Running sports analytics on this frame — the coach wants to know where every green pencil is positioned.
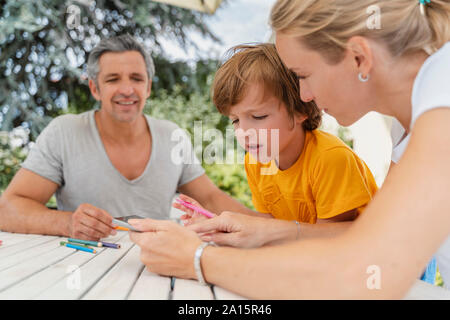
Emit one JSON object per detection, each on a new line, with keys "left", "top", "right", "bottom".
{"left": 68, "top": 238, "right": 103, "bottom": 247}
{"left": 61, "top": 241, "right": 93, "bottom": 249}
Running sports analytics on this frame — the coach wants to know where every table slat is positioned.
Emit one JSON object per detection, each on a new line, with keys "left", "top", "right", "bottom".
{"left": 0, "top": 237, "right": 64, "bottom": 272}
{"left": 0, "top": 241, "right": 75, "bottom": 292}
{"left": 34, "top": 233, "right": 132, "bottom": 299}
{"left": 0, "top": 233, "right": 45, "bottom": 250}
{"left": 0, "top": 243, "right": 104, "bottom": 299}
{"left": 82, "top": 244, "right": 143, "bottom": 300}
{"left": 127, "top": 269, "right": 172, "bottom": 300}
{"left": 0, "top": 236, "right": 57, "bottom": 261}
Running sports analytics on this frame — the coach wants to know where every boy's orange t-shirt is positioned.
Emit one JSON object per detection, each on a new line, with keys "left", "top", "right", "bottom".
{"left": 245, "top": 129, "right": 378, "bottom": 224}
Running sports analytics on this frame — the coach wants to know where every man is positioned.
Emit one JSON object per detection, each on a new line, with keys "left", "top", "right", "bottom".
{"left": 0, "top": 34, "right": 257, "bottom": 240}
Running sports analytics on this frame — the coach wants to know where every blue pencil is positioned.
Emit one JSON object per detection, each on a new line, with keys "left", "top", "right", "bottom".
{"left": 61, "top": 241, "right": 97, "bottom": 254}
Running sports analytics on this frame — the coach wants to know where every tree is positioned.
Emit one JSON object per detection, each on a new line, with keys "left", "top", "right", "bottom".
{"left": 0, "top": 0, "right": 222, "bottom": 140}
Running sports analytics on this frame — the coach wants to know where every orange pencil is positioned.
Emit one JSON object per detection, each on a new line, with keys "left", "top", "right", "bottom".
{"left": 114, "top": 226, "right": 130, "bottom": 231}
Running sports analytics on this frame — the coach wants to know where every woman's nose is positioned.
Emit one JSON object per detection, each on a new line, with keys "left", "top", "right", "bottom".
{"left": 299, "top": 81, "right": 314, "bottom": 103}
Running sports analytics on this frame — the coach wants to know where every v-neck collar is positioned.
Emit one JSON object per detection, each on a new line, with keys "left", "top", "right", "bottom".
{"left": 90, "top": 110, "right": 155, "bottom": 184}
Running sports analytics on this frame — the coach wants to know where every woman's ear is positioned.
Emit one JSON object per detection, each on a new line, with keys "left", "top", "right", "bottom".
{"left": 346, "top": 36, "right": 374, "bottom": 76}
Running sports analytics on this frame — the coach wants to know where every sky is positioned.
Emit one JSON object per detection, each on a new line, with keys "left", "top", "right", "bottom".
{"left": 159, "top": 0, "right": 278, "bottom": 61}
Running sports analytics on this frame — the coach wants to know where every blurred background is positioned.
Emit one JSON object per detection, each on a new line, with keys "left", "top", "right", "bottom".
{"left": 0, "top": 0, "right": 392, "bottom": 207}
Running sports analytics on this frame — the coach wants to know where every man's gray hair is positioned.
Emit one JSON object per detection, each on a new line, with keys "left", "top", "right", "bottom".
{"left": 87, "top": 34, "right": 155, "bottom": 84}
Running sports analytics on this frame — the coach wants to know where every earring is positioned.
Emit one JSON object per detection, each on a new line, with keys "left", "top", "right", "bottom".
{"left": 358, "top": 72, "right": 370, "bottom": 82}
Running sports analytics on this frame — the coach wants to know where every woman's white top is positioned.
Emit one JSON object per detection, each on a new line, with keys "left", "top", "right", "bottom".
{"left": 390, "top": 42, "right": 450, "bottom": 288}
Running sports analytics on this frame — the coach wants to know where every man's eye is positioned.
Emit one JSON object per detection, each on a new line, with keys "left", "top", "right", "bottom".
{"left": 106, "top": 79, "right": 117, "bottom": 82}
{"left": 133, "top": 78, "right": 143, "bottom": 82}
{"left": 252, "top": 115, "right": 268, "bottom": 120}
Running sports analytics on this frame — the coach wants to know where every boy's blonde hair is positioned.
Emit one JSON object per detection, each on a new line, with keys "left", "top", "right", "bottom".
{"left": 212, "top": 43, "right": 322, "bottom": 131}
{"left": 270, "top": 0, "right": 450, "bottom": 63}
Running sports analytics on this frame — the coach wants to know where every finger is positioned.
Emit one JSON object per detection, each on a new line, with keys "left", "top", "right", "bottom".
{"left": 129, "top": 229, "right": 149, "bottom": 246}
{"left": 200, "top": 232, "right": 234, "bottom": 246}
{"left": 187, "top": 217, "right": 222, "bottom": 234}
{"left": 76, "top": 223, "right": 104, "bottom": 241}
{"left": 180, "top": 214, "right": 192, "bottom": 220}
{"left": 82, "top": 206, "right": 114, "bottom": 230}
{"left": 128, "top": 218, "right": 171, "bottom": 232}
{"left": 179, "top": 194, "right": 200, "bottom": 205}
{"left": 173, "top": 203, "right": 195, "bottom": 215}
{"left": 79, "top": 213, "right": 113, "bottom": 237}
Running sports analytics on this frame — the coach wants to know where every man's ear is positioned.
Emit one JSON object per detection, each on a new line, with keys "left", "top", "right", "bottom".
{"left": 146, "top": 79, "right": 152, "bottom": 99}
{"left": 89, "top": 79, "right": 101, "bottom": 101}
{"left": 346, "top": 36, "right": 374, "bottom": 76}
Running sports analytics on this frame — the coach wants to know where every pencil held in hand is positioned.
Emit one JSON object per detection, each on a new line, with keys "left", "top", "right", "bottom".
{"left": 175, "top": 198, "right": 215, "bottom": 218}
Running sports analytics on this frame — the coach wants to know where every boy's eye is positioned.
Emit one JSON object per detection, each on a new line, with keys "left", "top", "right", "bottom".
{"left": 231, "top": 119, "right": 239, "bottom": 125}
{"left": 252, "top": 115, "right": 268, "bottom": 120}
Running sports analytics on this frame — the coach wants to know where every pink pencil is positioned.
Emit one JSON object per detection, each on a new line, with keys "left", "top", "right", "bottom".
{"left": 175, "top": 198, "right": 215, "bottom": 218}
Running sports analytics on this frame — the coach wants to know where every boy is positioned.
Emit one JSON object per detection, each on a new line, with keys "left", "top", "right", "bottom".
{"left": 177, "top": 43, "right": 377, "bottom": 239}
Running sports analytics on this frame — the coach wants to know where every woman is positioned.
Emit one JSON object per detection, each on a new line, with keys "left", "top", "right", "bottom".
{"left": 129, "top": 0, "right": 450, "bottom": 298}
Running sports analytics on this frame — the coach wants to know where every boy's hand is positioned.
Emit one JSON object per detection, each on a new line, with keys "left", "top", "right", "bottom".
{"left": 172, "top": 194, "right": 217, "bottom": 226}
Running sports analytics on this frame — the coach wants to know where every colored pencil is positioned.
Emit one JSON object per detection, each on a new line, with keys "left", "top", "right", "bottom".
{"left": 63, "top": 241, "right": 93, "bottom": 249}
{"left": 61, "top": 241, "right": 96, "bottom": 254}
{"left": 175, "top": 198, "right": 215, "bottom": 218}
{"left": 112, "top": 218, "right": 142, "bottom": 232}
{"left": 101, "top": 241, "right": 121, "bottom": 249}
{"left": 68, "top": 238, "right": 103, "bottom": 247}
{"left": 114, "top": 226, "right": 130, "bottom": 231}
{"left": 0, "top": 240, "right": 2, "bottom": 246}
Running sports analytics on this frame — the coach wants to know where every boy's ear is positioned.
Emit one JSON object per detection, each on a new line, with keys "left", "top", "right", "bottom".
{"left": 89, "top": 79, "right": 101, "bottom": 101}
{"left": 294, "top": 113, "right": 308, "bottom": 126}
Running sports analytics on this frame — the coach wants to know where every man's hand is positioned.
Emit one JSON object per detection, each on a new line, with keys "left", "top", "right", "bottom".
{"left": 128, "top": 218, "right": 202, "bottom": 279}
{"left": 68, "top": 203, "right": 116, "bottom": 240}
{"left": 173, "top": 194, "right": 217, "bottom": 226}
{"left": 187, "top": 211, "right": 270, "bottom": 248}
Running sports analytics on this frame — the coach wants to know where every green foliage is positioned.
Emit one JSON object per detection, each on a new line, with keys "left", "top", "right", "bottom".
{"left": 0, "top": 130, "right": 28, "bottom": 191}
{"left": 0, "top": 0, "right": 221, "bottom": 140}
{"left": 204, "top": 163, "right": 254, "bottom": 209}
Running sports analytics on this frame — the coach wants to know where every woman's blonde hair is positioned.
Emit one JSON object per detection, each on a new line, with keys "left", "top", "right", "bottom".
{"left": 212, "top": 43, "right": 322, "bottom": 131}
{"left": 270, "top": 0, "right": 450, "bottom": 64}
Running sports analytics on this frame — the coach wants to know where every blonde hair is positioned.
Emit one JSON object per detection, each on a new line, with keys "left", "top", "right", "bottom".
{"left": 270, "top": 0, "right": 450, "bottom": 63}
{"left": 212, "top": 43, "right": 322, "bottom": 131}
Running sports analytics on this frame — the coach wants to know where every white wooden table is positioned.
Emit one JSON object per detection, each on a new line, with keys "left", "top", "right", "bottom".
{"left": 1, "top": 229, "right": 449, "bottom": 300}
{"left": 0, "top": 229, "right": 246, "bottom": 300}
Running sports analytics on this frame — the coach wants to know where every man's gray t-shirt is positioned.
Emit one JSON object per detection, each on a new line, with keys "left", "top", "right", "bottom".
{"left": 21, "top": 110, "right": 204, "bottom": 219}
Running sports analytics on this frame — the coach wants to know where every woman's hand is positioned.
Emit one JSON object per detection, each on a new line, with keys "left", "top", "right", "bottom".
{"left": 172, "top": 194, "right": 217, "bottom": 226}
{"left": 187, "top": 211, "right": 270, "bottom": 248}
{"left": 128, "top": 218, "right": 202, "bottom": 279}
